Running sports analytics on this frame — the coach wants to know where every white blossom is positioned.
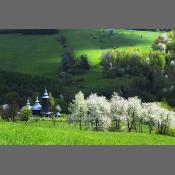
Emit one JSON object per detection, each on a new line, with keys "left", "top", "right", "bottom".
{"left": 161, "top": 33, "right": 169, "bottom": 42}
{"left": 86, "top": 93, "right": 111, "bottom": 130}
{"left": 170, "top": 60, "right": 175, "bottom": 66}
{"left": 110, "top": 92, "right": 128, "bottom": 121}
{"left": 157, "top": 43, "right": 166, "bottom": 52}
{"left": 69, "top": 92, "right": 175, "bottom": 132}
{"left": 68, "top": 91, "right": 88, "bottom": 123}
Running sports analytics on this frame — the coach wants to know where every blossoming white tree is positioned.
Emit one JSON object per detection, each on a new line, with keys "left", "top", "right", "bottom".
{"left": 69, "top": 91, "right": 175, "bottom": 134}
{"left": 86, "top": 93, "right": 111, "bottom": 131}
{"left": 126, "top": 96, "right": 142, "bottom": 132}
{"left": 110, "top": 92, "right": 127, "bottom": 129}
{"left": 68, "top": 91, "right": 88, "bottom": 130}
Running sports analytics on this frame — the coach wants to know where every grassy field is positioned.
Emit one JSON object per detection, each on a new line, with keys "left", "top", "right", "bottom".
{"left": 0, "top": 29, "right": 160, "bottom": 77}
{"left": 62, "top": 29, "right": 161, "bottom": 65}
{"left": 0, "top": 30, "right": 171, "bottom": 145}
{"left": 0, "top": 120, "right": 175, "bottom": 145}
{"left": 0, "top": 29, "right": 161, "bottom": 93}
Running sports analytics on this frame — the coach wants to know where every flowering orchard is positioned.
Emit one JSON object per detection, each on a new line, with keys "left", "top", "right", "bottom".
{"left": 68, "top": 91, "right": 175, "bottom": 135}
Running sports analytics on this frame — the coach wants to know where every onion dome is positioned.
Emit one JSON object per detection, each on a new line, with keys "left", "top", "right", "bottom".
{"left": 26, "top": 98, "right": 31, "bottom": 110}
{"left": 42, "top": 87, "right": 49, "bottom": 99}
{"left": 31, "top": 96, "right": 42, "bottom": 111}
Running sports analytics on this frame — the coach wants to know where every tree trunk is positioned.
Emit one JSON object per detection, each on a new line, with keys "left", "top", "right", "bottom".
{"left": 149, "top": 125, "right": 152, "bottom": 134}
{"left": 127, "top": 120, "right": 130, "bottom": 132}
{"left": 95, "top": 119, "right": 98, "bottom": 131}
{"left": 115, "top": 120, "right": 118, "bottom": 129}
{"left": 133, "top": 122, "right": 137, "bottom": 133}
{"left": 117, "top": 120, "right": 120, "bottom": 129}
{"left": 129, "top": 119, "right": 134, "bottom": 132}
{"left": 79, "top": 120, "right": 82, "bottom": 130}
{"left": 140, "top": 119, "right": 143, "bottom": 133}
{"left": 160, "top": 124, "right": 163, "bottom": 135}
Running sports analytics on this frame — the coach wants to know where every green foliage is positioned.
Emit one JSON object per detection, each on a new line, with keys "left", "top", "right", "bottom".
{"left": 59, "top": 113, "right": 67, "bottom": 119}
{"left": 20, "top": 107, "right": 32, "bottom": 122}
{"left": 1, "top": 101, "right": 20, "bottom": 121}
{"left": 0, "top": 29, "right": 58, "bottom": 35}
{"left": 59, "top": 101, "right": 68, "bottom": 113}
{"left": 149, "top": 51, "right": 166, "bottom": 70}
{"left": 0, "top": 29, "right": 159, "bottom": 77}
{"left": 0, "top": 29, "right": 168, "bottom": 109}
{"left": 10, "top": 101, "right": 20, "bottom": 121}
{"left": 49, "top": 92, "right": 55, "bottom": 112}
{"left": 167, "top": 128, "right": 175, "bottom": 137}
{"left": 61, "top": 48, "right": 75, "bottom": 72}
{"left": 77, "top": 54, "right": 90, "bottom": 70}
{"left": 0, "top": 121, "right": 175, "bottom": 145}
{"left": 0, "top": 70, "right": 62, "bottom": 106}
{"left": 6, "top": 92, "right": 23, "bottom": 107}
{"left": 101, "top": 49, "right": 166, "bottom": 77}
{"left": 61, "top": 48, "right": 90, "bottom": 74}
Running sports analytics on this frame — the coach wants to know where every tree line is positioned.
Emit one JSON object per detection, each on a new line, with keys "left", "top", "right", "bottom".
{"left": 69, "top": 91, "right": 175, "bottom": 136}
{"left": 0, "top": 70, "right": 63, "bottom": 106}
{"left": 100, "top": 31, "right": 175, "bottom": 107}
{"left": 0, "top": 29, "right": 58, "bottom": 34}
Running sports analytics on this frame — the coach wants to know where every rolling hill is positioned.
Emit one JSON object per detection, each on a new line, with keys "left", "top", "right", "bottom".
{"left": 0, "top": 29, "right": 160, "bottom": 77}
{"left": 0, "top": 29, "right": 163, "bottom": 104}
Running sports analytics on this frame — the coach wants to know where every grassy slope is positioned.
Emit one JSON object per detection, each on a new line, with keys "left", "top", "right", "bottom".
{"left": 0, "top": 30, "right": 172, "bottom": 145}
{"left": 0, "top": 29, "right": 161, "bottom": 94}
{"left": 0, "top": 121, "right": 175, "bottom": 145}
{"left": 69, "top": 29, "right": 161, "bottom": 92}
{"left": 63, "top": 29, "right": 160, "bottom": 64}
{"left": 0, "top": 34, "right": 62, "bottom": 78}
{"left": 0, "top": 29, "right": 160, "bottom": 75}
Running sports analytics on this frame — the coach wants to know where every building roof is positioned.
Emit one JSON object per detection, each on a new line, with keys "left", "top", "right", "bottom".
{"left": 26, "top": 98, "right": 32, "bottom": 110}
{"left": 31, "top": 96, "right": 42, "bottom": 111}
{"left": 42, "top": 88, "right": 49, "bottom": 99}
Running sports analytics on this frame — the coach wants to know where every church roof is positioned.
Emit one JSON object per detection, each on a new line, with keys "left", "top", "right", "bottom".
{"left": 31, "top": 96, "right": 41, "bottom": 111}
{"left": 42, "top": 88, "right": 49, "bottom": 99}
{"left": 26, "top": 98, "right": 32, "bottom": 110}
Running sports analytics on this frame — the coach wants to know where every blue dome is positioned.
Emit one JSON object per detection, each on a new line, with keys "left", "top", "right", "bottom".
{"left": 31, "top": 97, "right": 41, "bottom": 111}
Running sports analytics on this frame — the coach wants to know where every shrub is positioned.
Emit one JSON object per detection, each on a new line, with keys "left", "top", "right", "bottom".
{"left": 101, "top": 49, "right": 166, "bottom": 78}
{"left": 167, "top": 128, "right": 175, "bottom": 137}
{"left": 149, "top": 51, "right": 166, "bottom": 70}
{"left": 20, "top": 106, "right": 32, "bottom": 122}
{"left": 79, "top": 54, "right": 90, "bottom": 70}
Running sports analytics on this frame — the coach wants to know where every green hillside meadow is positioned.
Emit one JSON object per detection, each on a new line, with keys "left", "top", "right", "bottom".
{"left": 0, "top": 29, "right": 169, "bottom": 145}
{"left": 0, "top": 29, "right": 160, "bottom": 77}
{"left": 0, "top": 29, "right": 161, "bottom": 93}
{"left": 1, "top": 121, "right": 175, "bottom": 145}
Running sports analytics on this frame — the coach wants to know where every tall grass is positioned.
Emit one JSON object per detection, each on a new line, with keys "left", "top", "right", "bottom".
{"left": 0, "top": 120, "right": 175, "bottom": 145}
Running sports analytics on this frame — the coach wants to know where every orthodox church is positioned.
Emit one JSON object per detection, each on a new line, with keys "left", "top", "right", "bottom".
{"left": 26, "top": 88, "right": 52, "bottom": 116}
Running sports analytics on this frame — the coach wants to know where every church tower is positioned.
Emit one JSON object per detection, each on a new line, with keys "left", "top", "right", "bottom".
{"left": 41, "top": 87, "right": 51, "bottom": 115}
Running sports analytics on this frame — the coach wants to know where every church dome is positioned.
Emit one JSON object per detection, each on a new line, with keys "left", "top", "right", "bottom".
{"left": 42, "top": 88, "right": 49, "bottom": 99}
{"left": 26, "top": 98, "right": 32, "bottom": 110}
{"left": 31, "top": 97, "right": 42, "bottom": 111}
